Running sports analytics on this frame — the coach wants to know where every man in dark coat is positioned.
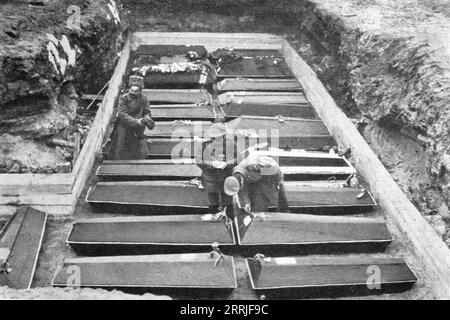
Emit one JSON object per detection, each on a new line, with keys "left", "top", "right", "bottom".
{"left": 195, "top": 122, "right": 243, "bottom": 217}
{"left": 111, "top": 76, "right": 155, "bottom": 160}
{"left": 224, "top": 154, "right": 289, "bottom": 213}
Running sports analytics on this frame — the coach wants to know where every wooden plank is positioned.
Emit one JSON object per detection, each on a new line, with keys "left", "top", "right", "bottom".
{"left": 246, "top": 255, "right": 417, "bottom": 292}
{"left": 131, "top": 32, "right": 284, "bottom": 52}
{"left": 67, "top": 215, "right": 235, "bottom": 255}
{"left": 0, "top": 193, "right": 73, "bottom": 206}
{"left": 81, "top": 94, "right": 104, "bottom": 101}
{"left": 0, "top": 205, "right": 72, "bottom": 217}
{"left": 0, "top": 174, "right": 73, "bottom": 195}
{"left": 53, "top": 253, "right": 237, "bottom": 290}
{"left": 283, "top": 39, "right": 450, "bottom": 297}
{"left": 71, "top": 117, "right": 102, "bottom": 178}
{"left": 0, "top": 206, "right": 47, "bottom": 289}
{"left": 0, "top": 206, "right": 27, "bottom": 249}
{"left": 235, "top": 212, "right": 391, "bottom": 248}
{"left": 142, "top": 89, "right": 211, "bottom": 104}
{"left": 71, "top": 37, "right": 131, "bottom": 207}
{"left": 218, "top": 78, "right": 303, "bottom": 92}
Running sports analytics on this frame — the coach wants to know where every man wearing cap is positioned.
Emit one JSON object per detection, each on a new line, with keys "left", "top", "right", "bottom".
{"left": 224, "top": 154, "right": 289, "bottom": 213}
{"left": 196, "top": 122, "right": 242, "bottom": 217}
{"left": 111, "top": 76, "right": 155, "bottom": 160}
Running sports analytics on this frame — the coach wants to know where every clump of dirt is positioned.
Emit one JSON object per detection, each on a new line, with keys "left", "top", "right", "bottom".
{"left": 0, "top": 0, "right": 125, "bottom": 173}
{"left": 0, "top": 286, "right": 170, "bottom": 300}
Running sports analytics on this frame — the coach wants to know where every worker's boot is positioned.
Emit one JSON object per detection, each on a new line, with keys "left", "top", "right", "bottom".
{"left": 223, "top": 205, "right": 234, "bottom": 220}
{"left": 208, "top": 205, "right": 219, "bottom": 215}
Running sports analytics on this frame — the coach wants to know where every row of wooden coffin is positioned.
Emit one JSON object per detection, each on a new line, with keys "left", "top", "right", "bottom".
{"left": 97, "top": 148, "right": 356, "bottom": 181}
{"left": 0, "top": 189, "right": 416, "bottom": 296}
{"left": 54, "top": 213, "right": 417, "bottom": 296}
{"left": 102, "top": 117, "right": 338, "bottom": 161}
{"left": 142, "top": 116, "right": 335, "bottom": 154}
{"left": 53, "top": 253, "right": 417, "bottom": 297}
{"left": 131, "top": 47, "right": 296, "bottom": 90}
{"left": 66, "top": 213, "right": 392, "bottom": 255}
{"left": 145, "top": 116, "right": 328, "bottom": 138}
{"left": 143, "top": 89, "right": 308, "bottom": 105}
{"left": 132, "top": 73, "right": 302, "bottom": 91}
{"left": 85, "top": 180, "right": 376, "bottom": 215}
{"left": 150, "top": 102, "right": 317, "bottom": 121}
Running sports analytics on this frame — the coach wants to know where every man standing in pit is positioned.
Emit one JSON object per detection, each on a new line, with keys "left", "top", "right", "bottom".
{"left": 223, "top": 154, "right": 289, "bottom": 213}
{"left": 111, "top": 75, "right": 155, "bottom": 160}
{"left": 196, "top": 122, "right": 243, "bottom": 218}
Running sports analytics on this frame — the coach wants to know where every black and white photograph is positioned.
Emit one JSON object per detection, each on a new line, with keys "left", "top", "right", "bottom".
{"left": 0, "top": 0, "right": 449, "bottom": 307}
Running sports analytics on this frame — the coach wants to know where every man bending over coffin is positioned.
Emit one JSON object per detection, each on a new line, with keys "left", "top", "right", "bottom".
{"left": 196, "top": 122, "right": 242, "bottom": 218}
{"left": 111, "top": 76, "right": 155, "bottom": 160}
{"left": 224, "top": 154, "right": 289, "bottom": 213}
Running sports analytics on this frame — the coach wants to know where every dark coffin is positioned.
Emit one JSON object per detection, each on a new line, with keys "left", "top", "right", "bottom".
{"left": 214, "top": 49, "right": 294, "bottom": 78}
{"left": 145, "top": 121, "right": 212, "bottom": 138}
{"left": 0, "top": 206, "right": 47, "bottom": 289}
{"left": 146, "top": 138, "right": 335, "bottom": 160}
{"left": 283, "top": 183, "right": 376, "bottom": 212}
{"left": 250, "top": 149, "right": 356, "bottom": 180}
{"left": 227, "top": 116, "right": 335, "bottom": 150}
{"left": 219, "top": 92, "right": 310, "bottom": 105}
{"left": 86, "top": 181, "right": 375, "bottom": 214}
{"left": 227, "top": 115, "right": 329, "bottom": 136}
{"left": 234, "top": 212, "right": 392, "bottom": 254}
{"left": 246, "top": 255, "right": 417, "bottom": 297}
{"left": 222, "top": 103, "right": 317, "bottom": 119}
{"left": 253, "top": 149, "right": 351, "bottom": 167}
{"left": 96, "top": 162, "right": 202, "bottom": 180}
{"left": 147, "top": 138, "right": 198, "bottom": 159}
{"left": 218, "top": 78, "right": 302, "bottom": 92}
{"left": 151, "top": 105, "right": 217, "bottom": 121}
{"left": 142, "top": 89, "right": 211, "bottom": 104}
{"left": 86, "top": 181, "right": 209, "bottom": 214}
{"left": 141, "top": 72, "right": 206, "bottom": 90}
{"left": 53, "top": 253, "right": 237, "bottom": 291}
{"left": 147, "top": 130, "right": 334, "bottom": 153}
{"left": 132, "top": 45, "right": 208, "bottom": 60}
{"left": 68, "top": 215, "right": 235, "bottom": 255}
{"left": 96, "top": 160, "right": 353, "bottom": 181}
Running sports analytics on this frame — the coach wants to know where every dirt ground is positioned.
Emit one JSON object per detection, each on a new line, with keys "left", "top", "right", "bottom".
{"left": 300, "top": 0, "right": 450, "bottom": 244}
